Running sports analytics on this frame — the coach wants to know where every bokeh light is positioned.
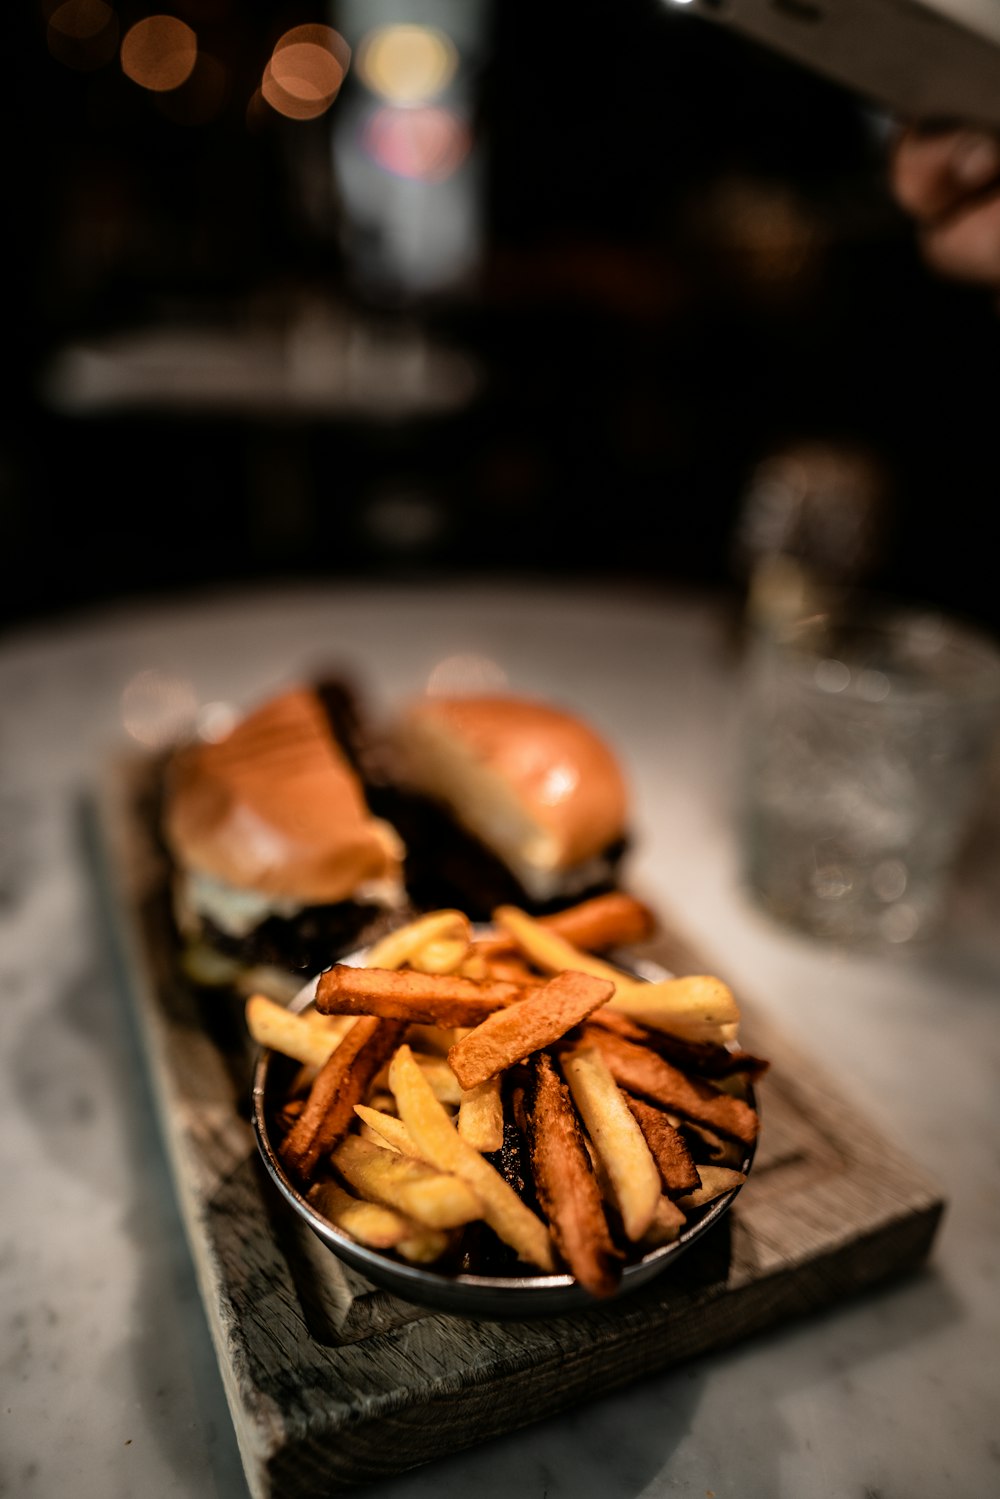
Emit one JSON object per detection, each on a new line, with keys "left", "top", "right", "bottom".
{"left": 121, "top": 669, "right": 199, "bottom": 749}
{"left": 363, "top": 104, "right": 471, "bottom": 182}
{"left": 356, "top": 24, "right": 458, "bottom": 105}
{"left": 121, "top": 15, "right": 198, "bottom": 93}
{"left": 425, "top": 655, "right": 509, "bottom": 695}
{"left": 46, "top": 0, "right": 119, "bottom": 72}
{"left": 261, "top": 24, "right": 350, "bottom": 121}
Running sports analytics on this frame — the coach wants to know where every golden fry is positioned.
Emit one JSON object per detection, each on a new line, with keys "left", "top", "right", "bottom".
{"left": 641, "top": 1196, "right": 687, "bottom": 1247}
{"left": 372, "top": 1050, "right": 463, "bottom": 1107}
{"left": 675, "top": 1165, "right": 747, "bottom": 1209}
{"left": 306, "top": 1179, "right": 435, "bottom": 1254}
{"left": 560, "top": 1044, "right": 661, "bottom": 1242}
{"left": 354, "top": 1103, "right": 423, "bottom": 1157}
{"left": 364, "top": 909, "right": 472, "bottom": 972}
{"left": 245, "top": 993, "right": 356, "bottom": 1070}
{"left": 457, "top": 1075, "right": 505, "bottom": 1153}
{"left": 333, "top": 1134, "right": 483, "bottom": 1230}
{"left": 388, "top": 1044, "right": 555, "bottom": 1271}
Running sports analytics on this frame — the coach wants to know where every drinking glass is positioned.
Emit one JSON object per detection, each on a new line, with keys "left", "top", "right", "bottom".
{"left": 738, "top": 602, "right": 1000, "bottom": 945}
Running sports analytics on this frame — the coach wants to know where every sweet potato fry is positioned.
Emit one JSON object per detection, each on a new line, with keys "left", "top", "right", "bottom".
{"left": 447, "top": 970, "right": 615, "bottom": 1090}
{"left": 332, "top": 1134, "right": 483, "bottom": 1230}
{"left": 492, "top": 905, "right": 739, "bottom": 1044}
{"left": 478, "top": 957, "right": 547, "bottom": 987}
{"left": 588, "top": 1007, "right": 767, "bottom": 1080}
{"left": 477, "top": 892, "right": 656, "bottom": 957}
{"left": 581, "top": 1025, "right": 758, "bottom": 1146}
{"left": 315, "top": 964, "right": 524, "bottom": 1027}
{"left": 542, "top": 891, "right": 658, "bottom": 951}
{"left": 388, "top": 1044, "right": 555, "bottom": 1271}
{"left": 524, "top": 1052, "right": 622, "bottom": 1297}
{"left": 280, "top": 1017, "right": 406, "bottom": 1180}
{"left": 560, "top": 1044, "right": 661, "bottom": 1242}
{"left": 624, "top": 1093, "right": 701, "bottom": 1198}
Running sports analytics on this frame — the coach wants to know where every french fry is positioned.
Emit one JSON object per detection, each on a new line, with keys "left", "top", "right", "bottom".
{"left": 666, "top": 1115, "right": 746, "bottom": 1168}
{"left": 395, "top": 1229, "right": 459, "bottom": 1265}
{"left": 560, "top": 1044, "right": 661, "bottom": 1242}
{"left": 524, "top": 1052, "right": 622, "bottom": 1297}
{"left": 405, "top": 1023, "right": 465, "bottom": 1054}
{"left": 589, "top": 1007, "right": 767, "bottom": 1080}
{"left": 365, "top": 1090, "right": 398, "bottom": 1116}
{"left": 354, "top": 1103, "right": 423, "bottom": 1157}
{"left": 316, "top": 964, "right": 524, "bottom": 1027}
{"left": 609, "top": 975, "right": 740, "bottom": 1046}
{"left": 624, "top": 1093, "right": 701, "bottom": 1198}
{"left": 492, "top": 905, "right": 739, "bottom": 1044}
{"left": 457, "top": 1075, "right": 505, "bottom": 1153}
{"left": 306, "top": 1179, "right": 436, "bottom": 1253}
{"left": 259, "top": 900, "right": 767, "bottom": 1296}
{"left": 581, "top": 1025, "right": 758, "bottom": 1146}
{"left": 477, "top": 956, "right": 548, "bottom": 987}
{"left": 447, "top": 970, "right": 614, "bottom": 1090}
{"left": 388, "top": 1044, "right": 555, "bottom": 1271}
{"left": 364, "top": 909, "right": 472, "bottom": 972}
{"left": 457, "top": 951, "right": 490, "bottom": 981}
{"left": 641, "top": 1196, "right": 687, "bottom": 1247}
{"left": 476, "top": 891, "right": 657, "bottom": 956}
{"left": 280, "top": 1017, "right": 406, "bottom": 1180}
{"left": 675, "top": 1165, "right": 747, "bottom": 1210}
{"left": 332, "top": 1134, "right": 483, "bottom": 1230}
{"left": 372, "top": 1050, "right": 464, "bottom": 1107}
{"left": 542, "top": 891, "right": 658, "bottom": 951}
{"left": 245, "top": 993, "right": 357, "bottom": 1070}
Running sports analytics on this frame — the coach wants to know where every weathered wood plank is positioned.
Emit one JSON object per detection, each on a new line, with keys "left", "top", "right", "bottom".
{"left": 89, "top": 754, "right": 945, "bottom": 1499}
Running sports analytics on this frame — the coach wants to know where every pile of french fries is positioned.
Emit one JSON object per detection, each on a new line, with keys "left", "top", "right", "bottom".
{"left": 246, "top": 892, "right": 768, "bottom": 1299}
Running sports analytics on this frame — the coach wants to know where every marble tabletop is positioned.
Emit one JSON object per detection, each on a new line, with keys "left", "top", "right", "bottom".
{"left": 2, "top": 579, "right": 998, "bottom": 1499}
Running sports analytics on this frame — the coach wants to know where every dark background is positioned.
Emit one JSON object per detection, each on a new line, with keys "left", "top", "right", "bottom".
{"left": 4, "top": 0, "right": 1000, "bottom": 637}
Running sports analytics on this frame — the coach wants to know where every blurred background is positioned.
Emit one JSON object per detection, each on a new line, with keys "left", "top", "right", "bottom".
{"left": 5, "top": 0, "right": 1000, "bottom": 637}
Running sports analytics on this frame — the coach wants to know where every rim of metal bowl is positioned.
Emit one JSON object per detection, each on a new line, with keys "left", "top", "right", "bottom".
{"left": 251, "top": 932, "right": 757, "bottom": 1319}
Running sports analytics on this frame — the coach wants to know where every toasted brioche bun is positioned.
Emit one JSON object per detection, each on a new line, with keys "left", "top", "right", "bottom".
{"left": 391, "top": 694, "right": 629, "bottom": 885}
{"left": 163, "top": 687, "right": 404, "bottom": 905}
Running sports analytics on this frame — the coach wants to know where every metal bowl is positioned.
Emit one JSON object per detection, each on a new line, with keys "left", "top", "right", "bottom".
{"left": 252, "top": 940, "right": 756, "bottom": 1319}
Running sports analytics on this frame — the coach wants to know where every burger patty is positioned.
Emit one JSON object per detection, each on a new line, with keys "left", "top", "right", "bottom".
{"left": 196, "top": 898, "right": 407, "bottom": 979}
{"left": 368, "top": 783, "right": 628, "bottom": 924}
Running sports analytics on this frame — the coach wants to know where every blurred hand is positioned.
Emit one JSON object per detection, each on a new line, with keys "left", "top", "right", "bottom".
{"left": 890, "top": 125, "right": 1000, "bottom": 288}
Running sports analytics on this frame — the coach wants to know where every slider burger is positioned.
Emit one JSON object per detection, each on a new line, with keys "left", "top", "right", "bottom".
{"left": 161, "top": 685, "right": 408, "bottom": 1001}
{"left": 381, "top": 693, "right": 632, "bottom": 921}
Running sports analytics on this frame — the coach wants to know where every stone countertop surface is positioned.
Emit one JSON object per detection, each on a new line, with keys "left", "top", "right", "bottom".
{"left": 2, "top": 580, "right": 998, "bottom": 1499}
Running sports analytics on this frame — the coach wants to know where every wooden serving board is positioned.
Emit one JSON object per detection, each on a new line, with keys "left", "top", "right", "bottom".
{"left": 89, "top": 756, "right": 945, "bottom": 1499}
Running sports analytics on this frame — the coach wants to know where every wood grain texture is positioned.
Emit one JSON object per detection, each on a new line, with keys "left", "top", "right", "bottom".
{"left": 89, "top": 754, "right": 945, "bottom": 1499}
